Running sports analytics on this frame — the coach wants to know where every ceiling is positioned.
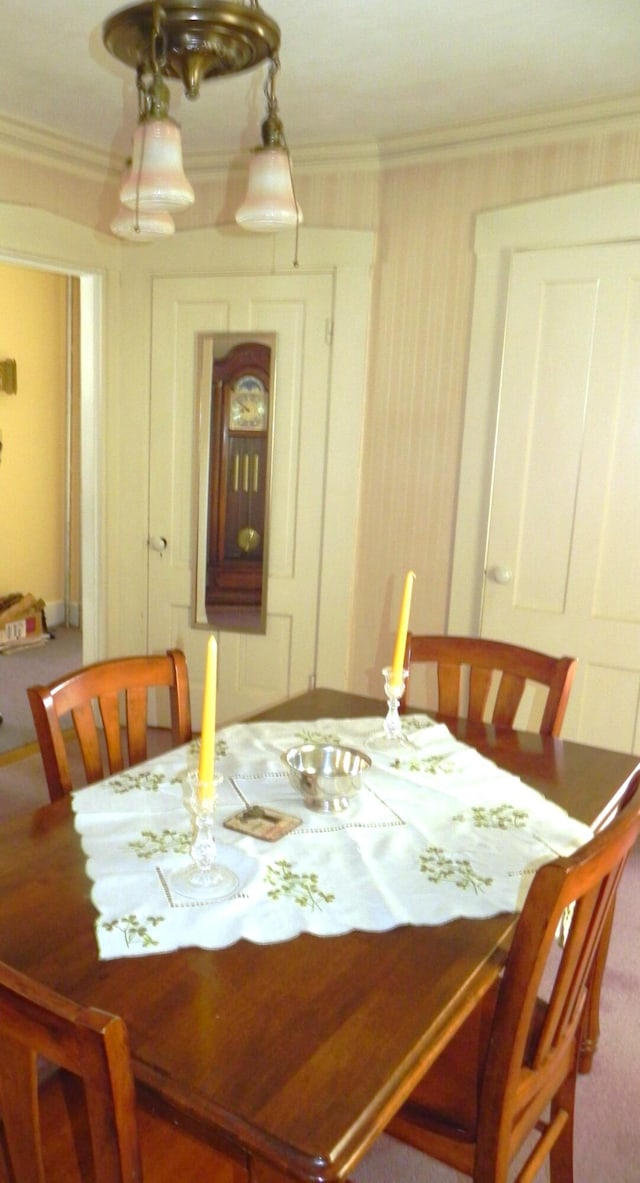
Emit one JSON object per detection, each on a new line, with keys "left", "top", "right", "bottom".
{"left": 2, "top": 0, "right": 640, "bottom": 171}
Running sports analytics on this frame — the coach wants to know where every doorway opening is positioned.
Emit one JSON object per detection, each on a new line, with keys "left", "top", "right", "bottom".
{"left": 0, "top": 250, "right": 102, "bottom": 672}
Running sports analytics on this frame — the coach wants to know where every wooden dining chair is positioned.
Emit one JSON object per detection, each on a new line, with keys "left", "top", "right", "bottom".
{"left": 0, "top": 958, "right": 247, "bottom": 1183}
{"left": 384, "top": 766, "right": 640, "bottom": 1183}
{"left": 401, "top": 634, "right": 576, "bottom": 737}
{"left": 27, "top": 650, "right": 192, "bottom": 802}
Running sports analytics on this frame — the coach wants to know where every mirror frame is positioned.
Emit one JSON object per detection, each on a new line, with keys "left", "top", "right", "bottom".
{"left": 193, "top": 331, "right": 277, "bottom": 634}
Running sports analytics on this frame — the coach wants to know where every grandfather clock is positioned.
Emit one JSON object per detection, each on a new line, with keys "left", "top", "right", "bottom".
{"left": 206, "top": 341, "right": 271, "bottom": 609}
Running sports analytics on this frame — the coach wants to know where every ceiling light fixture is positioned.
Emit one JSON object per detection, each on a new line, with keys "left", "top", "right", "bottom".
{"left": 103, "top": 1, "right": 302, "bottom": 245}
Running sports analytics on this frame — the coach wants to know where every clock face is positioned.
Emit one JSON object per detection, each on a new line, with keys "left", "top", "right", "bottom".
{"left": 228, "top": 377, "right": 268, "bottom": 431}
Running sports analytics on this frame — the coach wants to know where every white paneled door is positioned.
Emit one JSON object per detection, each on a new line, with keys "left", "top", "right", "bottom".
{"left": 147, "top": 273, "right": 333, "bottom": 727}
{"left": 481, "top": 243, "right": 640, "bottom": 753}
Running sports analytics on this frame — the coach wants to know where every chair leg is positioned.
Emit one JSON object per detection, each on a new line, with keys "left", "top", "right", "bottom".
{"left": 579, "top": 904, "right": 615, "bottom": 1073}
{"left": 548, "top": 1081, "right": 576, "bottom": 1183}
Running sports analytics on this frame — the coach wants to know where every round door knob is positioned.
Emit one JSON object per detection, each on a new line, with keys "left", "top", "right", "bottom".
{"left": 487, "top": 565, "right": 512, "bottom": 585}
{"left": 149, "top": 535, "right": 168, "bottom": 553}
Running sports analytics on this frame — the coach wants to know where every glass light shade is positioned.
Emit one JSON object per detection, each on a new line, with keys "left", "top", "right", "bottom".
{"left": 121, "top": 117, "right": 194, "bottom": 213}
{"left": 110, "top": 203, "right": 175, "bottom": 242}
{"left": 235, "top": 147, "right": 302, "bottom": 232}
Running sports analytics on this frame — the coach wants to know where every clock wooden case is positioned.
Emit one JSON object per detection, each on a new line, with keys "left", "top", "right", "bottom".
{"left": 206, "top": 341, "right": 271, "bottom": 610}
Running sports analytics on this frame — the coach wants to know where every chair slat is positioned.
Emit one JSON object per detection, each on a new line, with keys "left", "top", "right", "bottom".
{"left": 71, "top": 699, "right": 105, "bottom": 784}
{"left": 437, "top": 662, "right": 463, "bottom": 718}
{"left": 492, "top": 670, "right": 526, "bottom": 728}
{"left": 28, "top": 650, "right": 192, "bottom": 801}
{"left": 0, "top": 1040, "right": 46, "bottom": 1182}
{"left": 125, "top": 686, "right": 151, "bottom": 767}
{"left": 467, "top": 666, "right": 495, "bottom": 722}
{"left": 98, "top": 691, "right": 127, "bottom": 776}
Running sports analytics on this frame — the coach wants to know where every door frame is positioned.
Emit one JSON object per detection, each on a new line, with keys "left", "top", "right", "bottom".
{"left": 0, "top": 203, "right": 116, "bottom": 666}
{"left": 449, "top": 183, "right": 640, "bottom": 637}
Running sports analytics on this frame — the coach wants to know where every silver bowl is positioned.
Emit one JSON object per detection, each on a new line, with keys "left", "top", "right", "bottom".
{"left": 282, "top": 743, "right": 371, "bottom": 812}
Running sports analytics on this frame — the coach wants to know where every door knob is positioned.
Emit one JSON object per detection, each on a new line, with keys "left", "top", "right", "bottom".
{"left": 148, "top": 535, "right": 168, "bottom": 553}
{"left": 487, "top": 565, "right": 512, "bottom": 584}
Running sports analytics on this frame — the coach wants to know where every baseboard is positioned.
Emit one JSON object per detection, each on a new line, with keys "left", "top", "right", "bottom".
{"left": 45, "top": 601, "right": 82, "bottom": 629}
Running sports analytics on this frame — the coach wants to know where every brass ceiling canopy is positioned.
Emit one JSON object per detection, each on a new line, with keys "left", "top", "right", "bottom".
{"left": 103, "top": 0, "right": 281, "bottom": 100}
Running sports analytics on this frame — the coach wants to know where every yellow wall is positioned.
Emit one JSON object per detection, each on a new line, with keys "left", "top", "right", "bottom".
{"left": 0, "top": 264, "right": 68, "bottom": 606}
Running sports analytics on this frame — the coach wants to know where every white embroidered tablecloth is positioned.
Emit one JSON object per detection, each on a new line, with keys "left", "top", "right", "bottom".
{"left": 71, "top": 715, "right": 592, "bottom": 959}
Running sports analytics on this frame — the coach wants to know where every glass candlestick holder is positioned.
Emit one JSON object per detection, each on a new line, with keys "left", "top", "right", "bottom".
{"left": 369, "top": 666, "right": 410, "bottom": 749}
{"left": 169, "top": 771, "right": 240, "bottom": 902}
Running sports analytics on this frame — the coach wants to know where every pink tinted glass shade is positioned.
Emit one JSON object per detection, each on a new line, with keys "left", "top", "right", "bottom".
{"left": 110, "top": 204, "right": 175, "bottom": 241}
{"left": 121, "top": 118, "right": 194, "bottom": 213}
{"left": 235, "top": 147, "right": 302, "bottom": 231}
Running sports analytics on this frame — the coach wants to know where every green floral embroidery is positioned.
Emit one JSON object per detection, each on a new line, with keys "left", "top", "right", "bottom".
{"left": 419, "top": 846, "right": 493, "bottom": 894}
{"left": 129, "top": 829, "right": 191, "bottom": 859}
{"left": 453, "top": 803, "right": 529, "bottom": 830}
{"left": 294, "top": 726, "right": 343, "bottom": 747}
{"left": 404, "top": 715, "right": 434, "bottom": 732}
{"left": 191, "top": 736, "right": 228, "bottom": 757}
{"left": 101, "top": 914, "right": 164, "bottom": 948}
{"left": 391, "top": 755, "right": 455, "bottom": 775}
{"left": 109, "top": 771, "right": 167, "bottom": 794}
{"left": 265, "top": 859, "right": 335, "bottom": 912}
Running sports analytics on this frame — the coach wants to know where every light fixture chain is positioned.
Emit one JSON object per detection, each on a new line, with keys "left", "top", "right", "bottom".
{"left": 151, "top": 2, "right": 168, "bottom": 75}
{"left": 266, "top": 56, "right": 300, "bottom": 266}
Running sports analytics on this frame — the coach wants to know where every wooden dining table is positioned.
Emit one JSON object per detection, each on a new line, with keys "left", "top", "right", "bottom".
{"left": 0, "top": 687, "right": 637, "bottom": 1182}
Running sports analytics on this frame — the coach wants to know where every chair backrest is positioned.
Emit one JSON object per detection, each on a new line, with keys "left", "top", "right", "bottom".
{"left": 402, "top": 633, "right": 576, "bottom": 736}
{"left": 476, "top": 766, "right": 640, "bottom": 1177}
{"left": 28, "top": 649, "right": 192, "bottom": 801}
{"left": 0, "top": 959, "right": 141, "bottom": 1183}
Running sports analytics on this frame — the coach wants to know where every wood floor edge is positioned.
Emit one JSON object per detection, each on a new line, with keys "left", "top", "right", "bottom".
{"left": 0, "top": 739, "right": 42, "bottom": 767}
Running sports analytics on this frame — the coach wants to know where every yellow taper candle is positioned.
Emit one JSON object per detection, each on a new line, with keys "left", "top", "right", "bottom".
{"left": 390, "top": 570, "right": 416, "bottom": 690}
{"left": 198, "top": 635, "right": 217, "bottom": 800}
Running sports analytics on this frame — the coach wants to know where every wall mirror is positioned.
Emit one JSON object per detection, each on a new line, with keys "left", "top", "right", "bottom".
{"left": 193, "top": 332, "right": 276, "bottom": 634}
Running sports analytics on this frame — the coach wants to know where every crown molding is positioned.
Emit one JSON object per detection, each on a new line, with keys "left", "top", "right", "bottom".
{"left": 2, "top": 93, "right": 640, "bottom": 185}
{"left": 374, "top": 94, "right": 640, "bottom": 168}
{"left": 0, "top": 113, "right": 111, "bottom": 181}
{"left": 188, "top": 138, "right": 383, "bottom": 181}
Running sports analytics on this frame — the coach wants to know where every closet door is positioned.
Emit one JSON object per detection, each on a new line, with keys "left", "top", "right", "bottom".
{"left": 147, "top": 273, "right": 333, "bottom": 726}
{"left": 480, "top": 243, "right": 640, "bottom": 753}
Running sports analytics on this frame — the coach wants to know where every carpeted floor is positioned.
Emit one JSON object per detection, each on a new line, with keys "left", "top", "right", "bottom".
{"left": 0, "top": 626, "right": 83, "bottom": 755}
{"left": 0, "top": 725, "right": 176, "bottom": 821}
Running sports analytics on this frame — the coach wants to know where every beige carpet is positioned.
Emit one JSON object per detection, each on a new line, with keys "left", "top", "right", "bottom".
{"left": 0, "top": 625, "right": 83, "bottom": 754}
{"left": 0, "top": 727, "right": 178, "bottom": 821}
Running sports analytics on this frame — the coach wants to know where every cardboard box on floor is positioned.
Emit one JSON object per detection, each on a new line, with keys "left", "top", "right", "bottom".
{"left": 0, "top": 593, "right": 47, "bottom": 652}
